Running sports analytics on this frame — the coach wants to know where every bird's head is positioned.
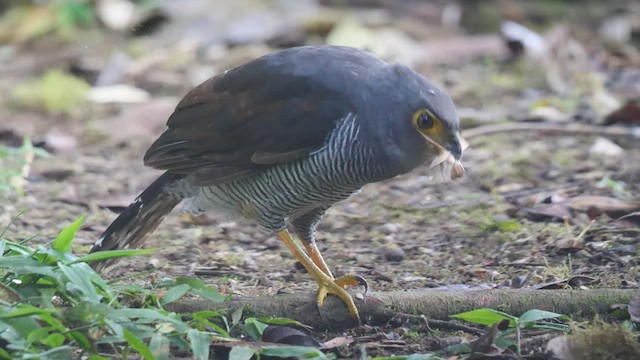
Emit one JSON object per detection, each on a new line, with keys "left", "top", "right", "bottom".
{"left": 364, "top": 64, "right": 465, "bottom": 180}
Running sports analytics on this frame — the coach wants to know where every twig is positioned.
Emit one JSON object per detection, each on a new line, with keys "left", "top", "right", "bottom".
{"left": 462, "top": 122, "right": 640, "bottom": 140}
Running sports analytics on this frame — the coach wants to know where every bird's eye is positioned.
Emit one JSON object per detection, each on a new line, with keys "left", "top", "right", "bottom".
{"left": 413, "top": 109, "right": 437, "bottom": 130}
{"left": 417, "top": 112, "right": 434, "bottom": 129}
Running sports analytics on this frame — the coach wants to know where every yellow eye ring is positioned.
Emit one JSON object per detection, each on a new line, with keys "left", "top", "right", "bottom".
{"left": 413, "top": 109, "right": 438, "bottom": 130}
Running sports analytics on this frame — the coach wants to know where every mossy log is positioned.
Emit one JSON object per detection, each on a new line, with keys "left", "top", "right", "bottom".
{"left": 165, "top": 288, "right": 633, "bottom": 331}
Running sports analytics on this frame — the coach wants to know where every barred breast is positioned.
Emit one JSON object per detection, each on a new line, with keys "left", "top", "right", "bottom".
{"left": 180, "top": 113, "right": 389, "bottom": 231}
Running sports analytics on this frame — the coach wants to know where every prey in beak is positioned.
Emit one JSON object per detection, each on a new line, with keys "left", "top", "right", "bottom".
{"left": 425, "top": 134, "right": 467, "bottom": 181}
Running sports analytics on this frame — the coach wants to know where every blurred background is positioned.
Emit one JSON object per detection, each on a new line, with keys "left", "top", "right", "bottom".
{"left": 0, "top": 0, "right": 639, "bottom": 305}
{"left": 0, "top": 1, "right": 639, "bottom": 357}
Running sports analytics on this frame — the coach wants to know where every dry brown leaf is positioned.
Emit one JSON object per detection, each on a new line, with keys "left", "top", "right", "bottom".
{"left": 566, "top": 195, "right": 640, "bottom": 217}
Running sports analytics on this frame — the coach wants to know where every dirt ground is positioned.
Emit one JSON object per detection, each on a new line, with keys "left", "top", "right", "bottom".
{"left": 1, "top": 0, "right": 639, "bottom": 357}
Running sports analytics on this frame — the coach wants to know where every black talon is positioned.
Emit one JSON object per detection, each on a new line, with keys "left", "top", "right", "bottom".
{"left": 353, "top": 274, "right": 369, "bottom": 294}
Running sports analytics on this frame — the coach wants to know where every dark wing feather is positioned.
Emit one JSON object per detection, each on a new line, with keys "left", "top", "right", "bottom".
{"left": 143, "top": 46, "right": 384, "bottom": 186}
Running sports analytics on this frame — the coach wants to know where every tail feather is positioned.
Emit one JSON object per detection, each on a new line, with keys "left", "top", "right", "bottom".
{"left": 91, "top": 172, "right": 185, "bottom": 272}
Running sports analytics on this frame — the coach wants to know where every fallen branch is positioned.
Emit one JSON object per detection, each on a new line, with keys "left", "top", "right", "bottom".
{"left": 165, "top": 288, "right": 633, "bottom": 331}
{"left": 462, "top": 122, "right": 640, "bottom": 140}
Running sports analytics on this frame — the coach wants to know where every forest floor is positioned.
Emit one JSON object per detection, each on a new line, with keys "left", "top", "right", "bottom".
{"left": 1, "top": 0, "right": 639, "bottom": 358}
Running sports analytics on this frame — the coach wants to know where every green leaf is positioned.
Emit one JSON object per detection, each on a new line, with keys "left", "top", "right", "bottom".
{"left": 43, "top": 332, "right": 65, "bottom": 348}
{"left": 26, "top": 326, "right": 51, "bottom": 345}
{"left": 150, "top": 333, "right": 170, "bottom": 360}
{"left": 229, "top": 346, "right": 255, "bottom": 360}
{"left": 405, "top": 354, "right": 439, "bottom": 360}
{"left": 451, "top": 308, "right": 517, "bottom": 327}
{"left": 52, "top": 214, "right": 85, "bottom": 252}
{"left": 256, "top": 317, "right": 311, "bottom": 330}
{"left": 191, "top": 311, "right": 229, "bottom": 337}
{"left": 242, "top": 318, "right": 269, "bottom": 341}
{"left": 175, "top": 277, "right": 225, "bottom": 303}
{"left": 58, "top": 262, "right": 100, "bottom": 303}
{"left": 260, "top": 345, "right": 327, "bottom": 359}
{"left": 104, "top": 319, "right": 124, "bottom": 339}
{"left": 68, "top": 330, "right": 95, "bottom": 352}
{"left": 123, "top": 328, "right": 154, "bottom": 360}
{"left": 22, "top": 345, "right": 73, "bottom": 359}
{"left": 187, "top": 329, "right": 210, "bottom": 360}
{"left": 109, "top": 309, "right": 188, "bottom": 332}
{"left": 88, "top": 354, "right": 110, "bottom": 360}
{"left": 34, "top": 312, "right": 65, "bottom": 331}
{"left": 73, "top": 248, "right": 156, "bottom": 264}
{"left": 0, "top": 256, "right": 42, "bottom": 268}
{"left": 1, "top": 240, "right": 32, "bottom": 255}
{"left": 161, "top": 284, "right": 190, "bottom": 305}
{"left": 0, "top": 305, "right": 57, "bottom": 319}
{"left": 1, "top": 315, "right": 42, "bottom": 340}
{"left": 10, "top": 265, "right": 59, "bottom": 279}
{"left": 67, "top": 301, "right": 111, "bottom": 322}
{"left": 518, "top": 309, "right": 570, "bottom": 324}
{"left": 231, "top": 307, "right": 243, "bottom": 326}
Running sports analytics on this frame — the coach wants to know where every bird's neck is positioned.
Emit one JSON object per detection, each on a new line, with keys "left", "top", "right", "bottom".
{"left": 311, "top": 114, "right": 395, "bottom": 187}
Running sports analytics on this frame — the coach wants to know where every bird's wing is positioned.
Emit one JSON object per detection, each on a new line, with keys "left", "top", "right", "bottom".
{"left": 144, "top": 50, "right": 355, "bottom": 186}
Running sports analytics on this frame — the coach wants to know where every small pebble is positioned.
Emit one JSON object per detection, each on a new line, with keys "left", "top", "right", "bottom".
{"left": 381, "top": 223, "right": 400, "bottom": 235}
{"left": 383, "top": 246, "right": 405, "bottom": 262}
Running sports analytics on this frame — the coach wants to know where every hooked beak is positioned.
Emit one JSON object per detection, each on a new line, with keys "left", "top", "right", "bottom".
{"left": 425, "top": 133, "right": 467, "bottom": 180}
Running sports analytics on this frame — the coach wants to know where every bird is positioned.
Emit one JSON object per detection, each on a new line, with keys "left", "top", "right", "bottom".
{"left": 91, "top": 45, "right": 464, "bottom": 323}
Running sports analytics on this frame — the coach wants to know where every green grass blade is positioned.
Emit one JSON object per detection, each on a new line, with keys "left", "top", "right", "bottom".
{"left": 228, "top": 346, "right": 255, "bottom": 360}
{"left": 161, "top": 284, "right": 190, "bottom": 305}
{"left": 73, "top": 248, "right": 157, "bottom": 264}
{"left": 451, "top": 308, "right": 517, "bottom": 327}
{"left": 260, "top": 345, "right": 328, "bottom": 359}
{"left": 0, "top": 256, "right": 42, "bottom": 268}
{"left": 57, "top": 263, "right": 100, "bottom": 303}
{"left": 123, "top": 328, "right": 154, "bottom": 360}
{"left": 518, "top": 309, "right": 570, "bottom": 324}
{"left": 109, "top": 309, "right": 188, "bottom": 333}
{"left": 174, "top": 277, "right": 225, "bottom": 302}
{"left": 22, "top": 345, "right": 73, "bottom": 359}
{"left": 0, "top": 306, "right": 57, "bottom": 319}
{"left": 52, "top": 215, "right": 86, "bottom": 252}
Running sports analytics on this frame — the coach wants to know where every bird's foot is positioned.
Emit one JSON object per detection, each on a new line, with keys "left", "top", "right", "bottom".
{"left": 334, "top": 274, "right": 368, "bottom": 294}
{"left": 276, "top": 230, "right": 363, "bottom": 324}
{"left": 316, "top": 273, "right": 362, "bottom": 324}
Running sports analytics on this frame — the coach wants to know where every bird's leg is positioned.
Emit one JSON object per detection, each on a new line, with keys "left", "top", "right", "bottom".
{"left": 276, "top": 230, "right": 361, "bottom": 322}
{"left": 303, "top": 242, "right": 368, "bottom": 293}
{"left": 303, "top": 242, "right": 334, "bottom": 278}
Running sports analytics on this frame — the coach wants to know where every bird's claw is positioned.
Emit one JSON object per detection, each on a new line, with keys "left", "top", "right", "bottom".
{"left": 334, "top": 273, "right": 368, "bottom": 294}
{"left": 316, "top": 275, "right": 362, "bottom": 325}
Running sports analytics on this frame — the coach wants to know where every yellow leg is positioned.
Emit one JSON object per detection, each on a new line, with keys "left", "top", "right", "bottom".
{"left": 303, "top": 242, "right": 334, "bottom": 278}
{"left": 304, "top": 242, "right": 368, "bottom": 292}
{"left": 277, "top": 230, "right": 361, "bottom": 322}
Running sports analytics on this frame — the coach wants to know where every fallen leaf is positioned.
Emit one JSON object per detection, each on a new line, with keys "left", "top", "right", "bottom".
{"left": 566, "top": 195, "right": 640, "bottom": 217}
{"left": 322, "top": 336, "right": 354, "bottom": 349}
